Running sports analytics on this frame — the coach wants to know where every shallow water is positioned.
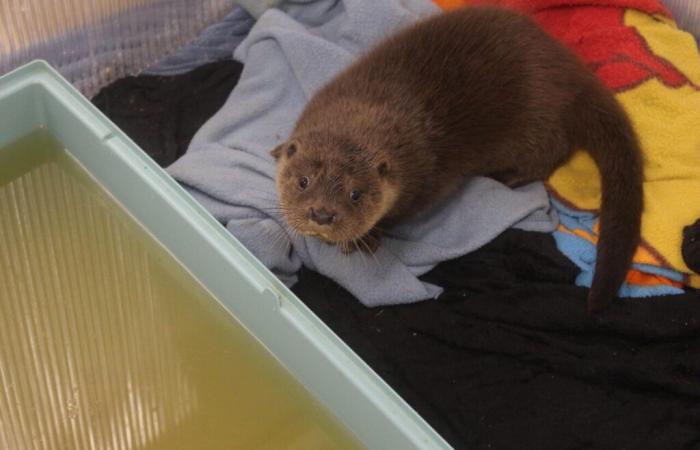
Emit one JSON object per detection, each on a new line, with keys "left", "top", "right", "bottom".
{"left": 0, "top": 130, "right": 365, "bottom": 450}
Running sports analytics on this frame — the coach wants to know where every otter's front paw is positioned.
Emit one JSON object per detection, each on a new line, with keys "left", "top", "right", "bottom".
{"left": 339, "top": 230, "right": 382, "bottom": 255}
{"left": 340, "top": 241, "right": 379, "bottom": 255}
{"left": 358, "top": 237, "right": 380, "bottom": 254}
{"left": 340, "top": 242, "right": 358, "bottom": 255}
{"left": 356, "top": 229, "right": 381, "bottom": 254}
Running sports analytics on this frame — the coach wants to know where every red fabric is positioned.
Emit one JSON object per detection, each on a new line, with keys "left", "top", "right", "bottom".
{"left": 466, "top": 0, "right": 694, "bottom": 92}
{"left": 470, "top": 0, "right": 669, "bottom": 16}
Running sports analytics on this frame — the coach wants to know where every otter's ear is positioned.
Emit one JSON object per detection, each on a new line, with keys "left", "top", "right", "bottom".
{"left": 377, "top": 162, "right": 389, "bottom": 178}
{"left": 270, "top": 142, "right": 298, "bottom": 160}
{"left": 270, "top": 144, "right": 285, "bottom": 160}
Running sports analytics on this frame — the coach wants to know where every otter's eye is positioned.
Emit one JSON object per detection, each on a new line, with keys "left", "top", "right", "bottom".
{"left": 298, "top": 176, "right": 309, "bottom": 190}
{"left": 350, "top": 189, "right": 362, "bottom": 202}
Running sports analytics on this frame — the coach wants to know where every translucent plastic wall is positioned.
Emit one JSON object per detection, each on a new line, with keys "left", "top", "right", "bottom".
{"left": 0, "top": 0, "right": 237, "bottom": 97}
{"left": 665, "top": 0, "right": 700, "bottom": 40}
{"left": 1, "top": 0, "right": 697, "bottom": 98}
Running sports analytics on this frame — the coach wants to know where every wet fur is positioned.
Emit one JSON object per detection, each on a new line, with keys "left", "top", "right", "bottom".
{"left": 272, "top": 6, "right": 644, "bottom": 312}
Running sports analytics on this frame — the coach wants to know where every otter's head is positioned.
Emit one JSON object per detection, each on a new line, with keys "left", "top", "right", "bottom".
{"left": 271, "top": 135, "right": 397, "bottom": 246}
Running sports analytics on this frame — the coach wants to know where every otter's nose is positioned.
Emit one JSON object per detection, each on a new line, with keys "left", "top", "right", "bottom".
{"left": 309, "top": 207, "right": 336, "bottom": 225}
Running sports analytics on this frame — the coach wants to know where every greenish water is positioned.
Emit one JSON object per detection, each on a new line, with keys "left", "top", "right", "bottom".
{"left": 0, "top": 130, "right": 365, "bottom": 450}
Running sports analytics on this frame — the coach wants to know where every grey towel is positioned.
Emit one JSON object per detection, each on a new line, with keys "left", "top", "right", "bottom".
{"left": 167, "top": 0, "right": 558, "bottom": 307}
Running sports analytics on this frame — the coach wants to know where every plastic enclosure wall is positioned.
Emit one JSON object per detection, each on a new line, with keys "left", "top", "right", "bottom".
{"left": 0, "top": 61, "right": 454, "bottom": 450}
{"left": 0, "top": 0, "right": 237, "bottom": 97}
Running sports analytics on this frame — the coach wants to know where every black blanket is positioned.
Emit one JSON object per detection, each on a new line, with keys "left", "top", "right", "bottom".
{"left": 93, "top": 62, "right": 700, "bottom": 450}
{"left": 92, "top": 61, "right": 242, "bottom": 167}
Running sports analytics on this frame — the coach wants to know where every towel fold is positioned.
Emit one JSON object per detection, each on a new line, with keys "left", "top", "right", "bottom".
{"left": 167, "top": 0, "right": 557, "bottom": 307}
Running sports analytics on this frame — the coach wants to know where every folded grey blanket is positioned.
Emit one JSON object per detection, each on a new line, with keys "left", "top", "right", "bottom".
{"left": 167, "top": 0, "right": 558, "bottom": 307}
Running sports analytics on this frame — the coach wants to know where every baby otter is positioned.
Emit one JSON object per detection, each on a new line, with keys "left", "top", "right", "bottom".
{"left": 271, "top": 6, "right": 644, "bottom": 312}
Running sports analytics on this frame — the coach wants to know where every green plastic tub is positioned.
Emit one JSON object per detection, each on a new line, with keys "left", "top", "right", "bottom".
{"left": 0, "top": 61, "right": 453, "bottom": 450}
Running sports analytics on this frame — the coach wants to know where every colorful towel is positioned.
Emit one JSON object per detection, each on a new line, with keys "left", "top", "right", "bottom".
{"left": 436, "top": 0, "right": 700, "bottom": 296}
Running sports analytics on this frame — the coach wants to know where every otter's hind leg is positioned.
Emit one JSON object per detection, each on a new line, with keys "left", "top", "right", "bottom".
{"left": 507, "top": 129, "right": 574, "bottom": 186}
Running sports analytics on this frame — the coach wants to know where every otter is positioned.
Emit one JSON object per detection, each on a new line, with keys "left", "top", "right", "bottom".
{"left": 271, "top": 6, "right": 644, "bottom": 313}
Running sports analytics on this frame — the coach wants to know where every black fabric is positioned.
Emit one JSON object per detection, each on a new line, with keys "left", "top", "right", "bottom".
{"left": 94, "top": 62, "right": 700, "bottom": 450}
{"left": 683, "top": 219, "right": 700, "bottom": 273}
{"left": 92, "top": 60, "right": 243, "bottom": 167}
{"left": 294, "top": 230, "right": 700, "bottom": 450}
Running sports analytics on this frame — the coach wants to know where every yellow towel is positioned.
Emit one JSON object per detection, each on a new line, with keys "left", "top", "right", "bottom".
{"left": 548, "top": 9, "right": 700, "bottom": 288}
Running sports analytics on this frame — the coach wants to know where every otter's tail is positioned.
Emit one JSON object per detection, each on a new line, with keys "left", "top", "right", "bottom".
{"left": 569, "top": 83, "right": 644, "bottom": 313}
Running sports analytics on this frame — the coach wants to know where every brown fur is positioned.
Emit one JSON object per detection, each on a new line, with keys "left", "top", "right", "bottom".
{"left": 272, "top": 6, "right": 644, "bottom": 312}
